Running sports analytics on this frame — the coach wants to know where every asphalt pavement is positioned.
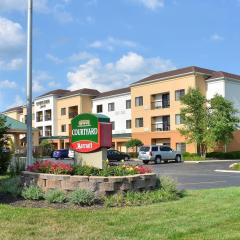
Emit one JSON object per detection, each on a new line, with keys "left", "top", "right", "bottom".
{"left": 144, "top": 160, "right": 240, "bottom": 190}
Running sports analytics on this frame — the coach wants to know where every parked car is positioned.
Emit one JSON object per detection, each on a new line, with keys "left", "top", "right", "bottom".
{"left": 68, "top": 149, "right": 75, "bottom": 159}
{"left": 107, "top": 149, "right": 130, "bottom": 161}
{"left": 52, "top": 149, "right": 72, "bottom": 160}
{"left": 138, "top": 145, "right": 182, "bottom": 164}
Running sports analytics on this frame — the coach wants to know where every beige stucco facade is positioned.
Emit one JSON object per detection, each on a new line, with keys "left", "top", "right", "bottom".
{"left": 55, "top": 95, "right": 94, "bottom": 149}
{"left": 131, "top": 73, "right": 208, "bottom": 153}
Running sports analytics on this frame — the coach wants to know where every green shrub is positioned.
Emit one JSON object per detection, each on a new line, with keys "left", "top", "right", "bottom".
{"left": 0, "top": 176, "right": 22, "bottom": 197}
{"left": 183, "top": 152, "right": 205, "bottom": 161}
{"left": 68, "top": 189, "right": 96, "bottom": 206}
{"left": 21, "top": 185, "right": 44, "bottom": 200}
{"left": 206, "top": 151, "right": 240, "bottom": 159}
{"left": 0, "top": 152, "right": 12, "bottom": 174}
{"left": 230, "top": 163, "right": 240, "bottom": 171}
{"left": 9, "top": 157, "right": 26, "bottom": 176}
{"left": 104, "top": 176, "right": 184, "bottom": 207}
{"left": 45, "top": 189, "right": 67, "bottom": 203}
{"left": 73, "top": 165, "right": 100, "bottom": 176}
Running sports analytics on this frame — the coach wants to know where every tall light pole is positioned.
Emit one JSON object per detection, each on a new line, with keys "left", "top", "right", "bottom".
{"left": 26, "top": 0, "right": 33, "bottom": 166}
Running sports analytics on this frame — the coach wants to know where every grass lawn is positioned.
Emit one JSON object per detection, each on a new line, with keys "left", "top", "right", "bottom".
{"left": 0, "top": 187, "right": 240, "bottom": 240}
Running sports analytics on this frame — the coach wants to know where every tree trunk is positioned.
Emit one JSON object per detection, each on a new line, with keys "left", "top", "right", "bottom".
{"left": 224, "top": 143, "right": 227, "bottom": 153}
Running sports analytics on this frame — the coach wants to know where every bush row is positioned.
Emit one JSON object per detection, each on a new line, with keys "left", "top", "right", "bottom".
{"left": 0, "top": 176, "right": 184, "bottom": 207}
{"left": 206, "top": 151, "right": 240, "bottom": 159}
{"left": 27, "top": 161, "right": 152, "bottom": 176}
{"left": 182, "top": 152, "right": 205, "bottom": 161}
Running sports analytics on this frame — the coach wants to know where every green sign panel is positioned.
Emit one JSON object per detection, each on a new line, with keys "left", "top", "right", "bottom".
{"left": 71, "top": 113, "right": 111, "bottom": 153}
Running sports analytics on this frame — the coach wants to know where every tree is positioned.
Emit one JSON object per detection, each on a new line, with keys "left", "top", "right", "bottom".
{"left": 179, "top": 89, "right": 209, "bottom": 156}
{"left": 0, "top": 114, "right": 11, "bottom": 174}
{"left": 125, "top": 139, "right": 143, "bottom": 155}
{"left": 208, "top": 94, "right": 240, "bottom": 152}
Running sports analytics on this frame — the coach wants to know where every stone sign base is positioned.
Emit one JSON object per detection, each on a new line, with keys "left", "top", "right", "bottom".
{"left": 21, "top": 171, "right": 157, "bottom": 196}
{"left": 75, "top": 148, "right": 107, "bottom": 169}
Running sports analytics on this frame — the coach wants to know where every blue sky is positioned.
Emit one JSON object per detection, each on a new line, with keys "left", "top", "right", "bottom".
{"left": 0, "top": 0, "right": 240, "bottom": 111}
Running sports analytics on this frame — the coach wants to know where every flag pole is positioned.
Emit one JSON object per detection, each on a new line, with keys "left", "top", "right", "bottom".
{"left": 26, "top": 0, "right": 33, "bottom": 167}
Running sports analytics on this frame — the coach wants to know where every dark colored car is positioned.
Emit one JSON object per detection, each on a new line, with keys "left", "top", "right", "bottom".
{"left": 107, "top": 149, "right": 130, "bottom": 161}
{"left": 52, "top": 149, "right": 69, "bottom": 160}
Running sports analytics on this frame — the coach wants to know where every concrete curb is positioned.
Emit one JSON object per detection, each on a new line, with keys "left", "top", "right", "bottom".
{"left": 184, "top": 159, "right": 240, "bottom": 164}
{"left": 215, "top": 169, "right": 240, "bottom": 173}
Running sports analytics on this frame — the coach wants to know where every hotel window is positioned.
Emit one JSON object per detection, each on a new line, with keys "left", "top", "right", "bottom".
{"left": 135, "top": 96, "right": 143, "bottom": 106}
{"left": 108, "top": 102, "right": 115, "bottom": 112}
{"left": 175, "top": 89, "right": 185, "bottom": 101}
{"left": 97, "top": 104, "right": 103, "bottom": 113}
{"left": 126, "top": 120, "right": 131, "bottom": 129}
{"left": 135, "top": 118, "right": 143, "bottom": 128}
{"left": 61, "top": 108, "right": 66, "bottom": 116}
{"left": 175, "top": 114, "right": 183, "bottom": 125}
{"left": 61, "top": 124, "right": 66, "bottom": 133}
{"left": 126, "top": 100, "right": 131, "bottom": 109}
{"left": 111, "top": 121, "right": 115, "bottom": 130}
{"left": 176, "top": 143, "right": 186, "bottom": 153}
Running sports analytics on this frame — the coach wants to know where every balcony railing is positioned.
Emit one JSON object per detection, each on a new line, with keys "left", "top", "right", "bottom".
{"left": 69, "top": 112, "right": 78, "bottom": 119}
{"left": 151, "top": 100, "right": 170, "bottom": 109}
{"left": 152, "top": 123, "right": 170, "bottom": 132}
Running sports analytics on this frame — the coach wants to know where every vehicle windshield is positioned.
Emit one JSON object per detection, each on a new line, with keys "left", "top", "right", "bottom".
{"left": 139, "top": 146, "right": 150, "bottom": 152}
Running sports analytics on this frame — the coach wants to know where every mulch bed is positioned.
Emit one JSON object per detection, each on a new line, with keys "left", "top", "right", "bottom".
{"left": 0, "top": 193, "right": 103, "bottom": 210}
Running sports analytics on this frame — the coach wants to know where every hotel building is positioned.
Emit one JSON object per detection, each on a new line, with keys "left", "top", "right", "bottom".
{"left": 3, "top": 66, "right": 240, "bottom": 153}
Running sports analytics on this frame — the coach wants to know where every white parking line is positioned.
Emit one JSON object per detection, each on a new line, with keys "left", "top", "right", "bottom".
{"left": 215, "top": 169, "right": 240, "bottom": 174}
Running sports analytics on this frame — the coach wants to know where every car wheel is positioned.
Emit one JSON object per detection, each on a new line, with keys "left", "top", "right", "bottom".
{"left": 164, "top": 160, "right": 168, "bottom": 163}
{"left": 175, "top": 155, "right": 181, "bottom": 163}
{"left": 155, "top": 156, "right": 161, "bottom": 164}
{"left": 55, "top": 158, "right": 58, "bottom": 160}
{"left": 143, "top": 160, "right": 149, "bottom": 164}
{"left": 124, "top": 156, "right": 129, "bottom": 161}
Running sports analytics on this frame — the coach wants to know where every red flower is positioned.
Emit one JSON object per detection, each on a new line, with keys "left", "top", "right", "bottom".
{"left": 27, "top": 160, "right": 73, "bottom": 175}
{"left": 134, "top": 165, "right": 152, "bottom": 174}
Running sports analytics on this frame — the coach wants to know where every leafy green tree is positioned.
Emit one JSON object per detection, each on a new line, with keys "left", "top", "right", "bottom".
{"left": 179, "top": 89, "right": 209, "bottom": 156}
{"left": 0, "top": 114, "right": 11, "bottom": 174}
{"left": 208, "top": 94, "right": 240, "bottom": 152}
{"left": 125, "top": 139, "right": 143, "bottom": 155}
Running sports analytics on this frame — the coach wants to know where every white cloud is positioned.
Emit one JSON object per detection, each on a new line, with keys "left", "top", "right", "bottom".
{"left": 67, "top": 52, "right": 175, "bottom": 91}
{"left": 133, "top": 0, "right": 164, "bottom": 10}
{"left": 116, "top": 52, "right": 144, "bottom": 72}
{"left": 0, "top": 58, "right": 24, "bottom": 70}
{"left": 210, "top": 33, "right": 224, "bottom": 42}
{"left": 0, "top": 17, "right": 25, "bottom": 55}
{"left": 46, "top": 54, "right": 63, "bottom": 64}
{"left": 0, "top": 80, "right": 17, "bottom": 89}
{"left": 69, "top": 51, "right": 94, "bottom": 62}
{"left": 33, "top": 71, "right": 54, "bottom": 93}
{"left": 89, "top": 37, "right": 138, "bottom": 51}
{"left": 0, "top": 0, "right": 49, "bottom": 13}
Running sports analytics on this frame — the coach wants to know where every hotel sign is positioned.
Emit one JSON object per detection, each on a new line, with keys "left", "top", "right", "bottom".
{"left": 70, "top": 113, "right": 112, "bottom": 153}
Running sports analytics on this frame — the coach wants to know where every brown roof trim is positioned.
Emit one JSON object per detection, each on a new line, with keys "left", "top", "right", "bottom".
{"left": 3, "top": 106, "right": 23, "bottom": 113}
{"left": 36, "top": 89, "right": 71, "bottom": 99}
{"left": 131, "top": 66, "right": 215, "bottom": 86}
{"left": 207, "top": 71, "right": 240, "bottom": 81}
{"left": 94, "top": 87, "right": 130, "bottom": 99}
{"left": 60, "top": 88, "right": 100, "bottom": 98}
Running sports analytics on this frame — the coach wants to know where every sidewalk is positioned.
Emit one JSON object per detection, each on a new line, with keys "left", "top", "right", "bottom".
{"left": 184, "top": 159, "right": 240, "bottom": 164}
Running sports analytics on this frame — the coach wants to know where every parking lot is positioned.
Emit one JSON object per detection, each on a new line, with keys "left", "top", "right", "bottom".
{"left": 142, "top": 160, "right": 240, "bottom": 190}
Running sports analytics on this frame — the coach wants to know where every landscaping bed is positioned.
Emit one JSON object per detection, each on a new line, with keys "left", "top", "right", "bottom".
{"left": 0, "top": 175, "right": 183, "bottom": 209}
{"left": 22, "top": 160, "right": 156, "bottom": 196}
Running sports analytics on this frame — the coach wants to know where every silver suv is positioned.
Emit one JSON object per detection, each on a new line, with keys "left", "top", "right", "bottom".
{"left": 138, "top": 145, "right": 182, "bottom": 164}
